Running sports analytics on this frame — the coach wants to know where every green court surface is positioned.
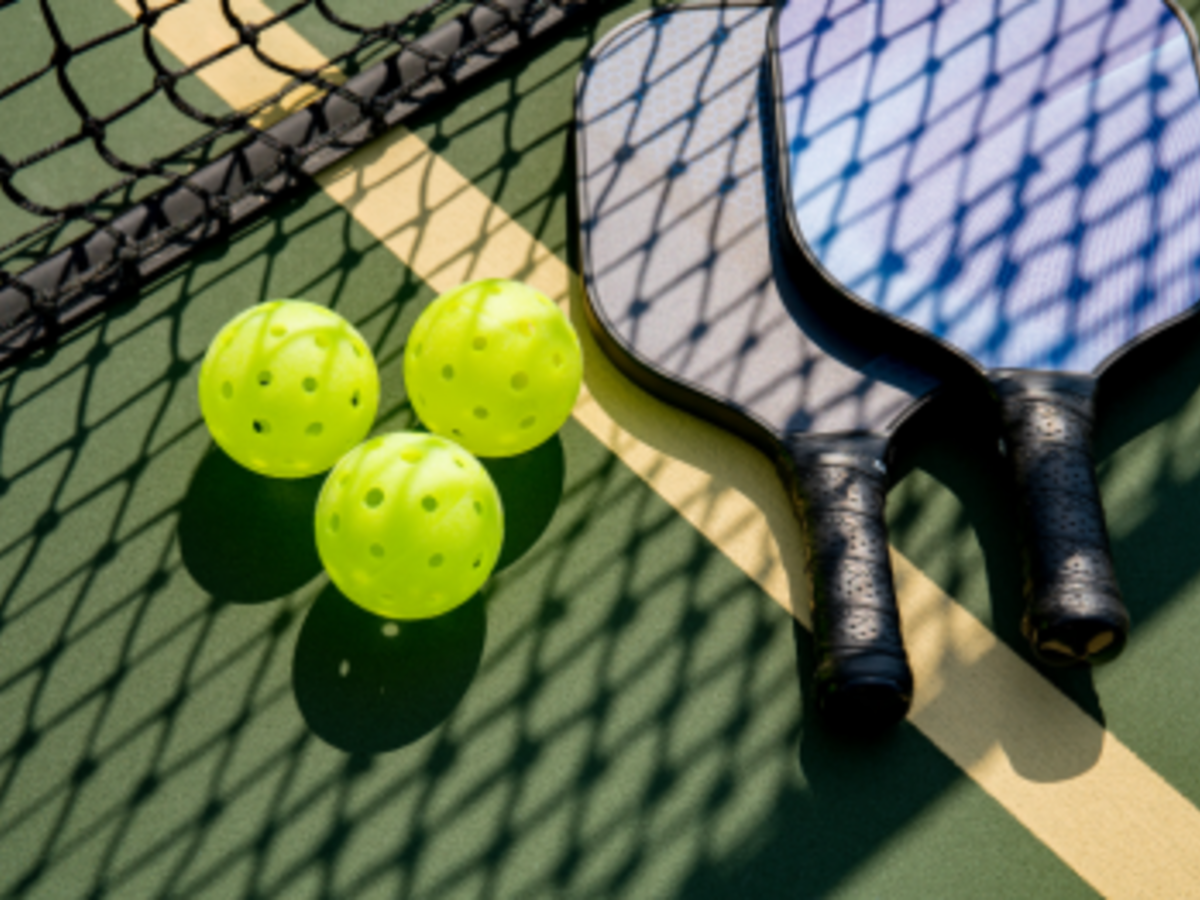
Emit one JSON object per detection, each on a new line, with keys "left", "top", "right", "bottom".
{"left": 2, "top": 1, "right": 1200, "bottom": 897}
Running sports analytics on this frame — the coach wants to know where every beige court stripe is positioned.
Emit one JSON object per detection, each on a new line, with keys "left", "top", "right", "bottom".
{"left": 118, "top": 2, "right": 1200, "bottom": 895}
{"left": 114, "top": 0, "right": 342, "bottom": 126}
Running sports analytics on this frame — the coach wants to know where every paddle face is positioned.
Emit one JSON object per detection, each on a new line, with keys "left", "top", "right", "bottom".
{"left": 774, "top": 0, "right": 1200, "bottom": 374}
{"left": 579, "top": 4, "right": 938, "bottom": 446}
{"left": 577, "top": 2, "right": 945, "bottom": 732}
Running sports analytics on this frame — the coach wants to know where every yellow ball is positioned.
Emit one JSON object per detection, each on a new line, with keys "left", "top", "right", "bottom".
{"left": 198, "top": 300, "right": 379, "bottom": 478}
{"left": 315, "top": 432, "right": 504, "bottom": 619}
{"left": 404, "top": 279, "right": 583, "bottom": 457}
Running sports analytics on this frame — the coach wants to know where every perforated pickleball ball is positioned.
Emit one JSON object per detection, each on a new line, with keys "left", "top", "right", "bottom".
{"left": 198, "top": 300, "right": 380, "bottom": 478}
{"left": 404, "top": 279, "right": 583, "bottom": 457}
{"left": 315, "top": 431, "right": 504, "bottom": 619}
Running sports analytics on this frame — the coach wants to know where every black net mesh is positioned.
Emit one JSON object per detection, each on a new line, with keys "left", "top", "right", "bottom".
{"left": 0, "top": 0, "right": 596, "bottom": 363}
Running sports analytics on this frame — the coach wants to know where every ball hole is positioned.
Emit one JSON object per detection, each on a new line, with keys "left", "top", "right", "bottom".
{"left": 306, "top": 422, "right": 324, "bottom": 436}
{"left": 330, "top": 514, "right": 340, "bottom": 532}
{"left": 473, "top": 336, "right": 487, "bottom": 351}
{"left": 511, "top": 372, "right": 528, "bottom": 391}
{"left": 314, "top": 334, "right": 330, "bottom": 349}
{"left": 473, "top": 557, "right": 482, "bottom": 568}
{"left": 303, "top": 377, "right": 318, "bottom": 393}
{"left": 453, "top": 457, "right": 466, "bottom": 469}
{"left": 429, "top": 553, "right": 444, "bottom": 568}
{"left": 452, "top": 428, "right": 463, "bottom": 437}
{"left": 474, "top": 500, "right": 483, "bottom": 515}
{"left": 473, "top": 407, "right": 489, "bottom": 420}
{"left": 253, "top": 420, "right": 271, "bottom": 435}
{"left": 516, "top": 321, "right": 533, "bottom": 337}
{"left": 552, "top": 353, "right": 563, "bottom": 368}
{"left": 258, "top": 371, "right": 273, "bottom": 386}
{"left": 421, "top": 496, "right": 438, "bottom": 512}
{"left": 442, "top": 364, "right": 454, "bottom": 380}
{"left": 221, "top": 382, "right": 233, "bottom": 399}
{"left": 270, "top": 325, "right": 287, "bottom": 338}
{"left": 520, "top": 415, "right": 536, "bottom": 429}
{"left": 401, "top": 450, "right": 423, "bottom": 463}
{"left": 369, "top": 543, "right": 385, "bottom": 559}
{"left": 365, "top": 488, "right": 384, "bottom": 508}
{"left": 351, "top": 391, "right": 361, "bottom": 408}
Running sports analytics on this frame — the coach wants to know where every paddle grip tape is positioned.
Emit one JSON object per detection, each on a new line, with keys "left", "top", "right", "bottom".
{"left": 993, "top": 371, "right": 1130, "bottom": 665}
{"left": 784, "top": 435, "right": 913, "bottom": 730}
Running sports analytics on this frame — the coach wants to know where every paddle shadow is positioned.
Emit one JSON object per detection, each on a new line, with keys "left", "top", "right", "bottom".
{"left": 890, "top": 391, "right": 1109, "bottom": 778}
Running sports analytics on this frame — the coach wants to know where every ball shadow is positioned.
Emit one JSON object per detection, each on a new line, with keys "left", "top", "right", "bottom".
{"left": 293, "top": 583, "right": 486, "bottom": 753}
{"left": 177, "top": 445, "right": 325, "bottom": 602}
{"left": 480, "top": 434, "right": 565, "bottom": 571}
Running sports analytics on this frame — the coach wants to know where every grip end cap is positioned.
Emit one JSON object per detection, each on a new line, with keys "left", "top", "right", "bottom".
{"left": 1023, "top": 609, "right": 1130, "bottom": 666}
{"left": 816, "top": 655, "right": 913, "bottom": 735}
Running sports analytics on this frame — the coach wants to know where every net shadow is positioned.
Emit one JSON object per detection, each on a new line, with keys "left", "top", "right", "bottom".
{"left": 0, "top": 2, "right": 1183, "bottom": 899}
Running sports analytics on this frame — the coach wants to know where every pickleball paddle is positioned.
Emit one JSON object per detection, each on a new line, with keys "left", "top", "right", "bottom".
{"left": 772, "top": 0, "right": 1200, "bottom": 665}
{"left": 576, "top": 2, "right": 950, "bottom": 731}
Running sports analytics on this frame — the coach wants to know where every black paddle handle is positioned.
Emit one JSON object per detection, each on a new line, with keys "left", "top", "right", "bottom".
{"left": 783, "top": 434, "right": 912, "bottom": 734}
{"left": 992, "top": 371, "right": 1130, "bottom": 665}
